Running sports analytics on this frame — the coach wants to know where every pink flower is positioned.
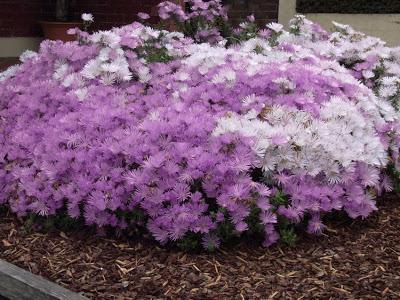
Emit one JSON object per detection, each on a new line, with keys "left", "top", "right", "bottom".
{"left": 138, "top": 12, "right": 150, "bottom": 20}
{"left": 247, "top": 14, "right": 255, "bottom": 23}
{"left": 67, "top": 28, "right": 77, "bottom": 35}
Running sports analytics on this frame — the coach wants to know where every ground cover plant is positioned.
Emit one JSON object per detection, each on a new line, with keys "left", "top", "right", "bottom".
{"left": 1, "top": 0, "right": 400, "bottom": 251}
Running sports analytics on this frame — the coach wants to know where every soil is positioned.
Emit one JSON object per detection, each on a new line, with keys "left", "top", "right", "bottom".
{"left": 1, "top": 195, "right": 400, "bottom": 300}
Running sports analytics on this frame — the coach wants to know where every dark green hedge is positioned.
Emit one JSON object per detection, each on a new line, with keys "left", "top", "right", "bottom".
{"left": 296, "top": 0, "right": 400, "bottom": 14}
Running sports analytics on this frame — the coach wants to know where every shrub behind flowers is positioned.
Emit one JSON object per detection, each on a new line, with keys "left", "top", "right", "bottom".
{"left": 1, "top": 1, "right": 399, "bottom": 250}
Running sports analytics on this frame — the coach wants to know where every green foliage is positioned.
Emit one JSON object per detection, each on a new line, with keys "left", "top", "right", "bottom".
{"left": 0, "top": 205, "right": 8, "bottom": 215}
{"left": 117, "top": 206, "right": 147, "bottom": 224}
{"left": 276, "top": 214, "right": 299, "bottom": 247}
{"left": 270, "top": 190, "right": 289, "bottom": 207}
{"left": 245, "top": 206, "right": 265, "bottom": 236}
{"left": 387, "top": 163, "right": 400, "bottom": 194}
{"left": 22, "top": 213, "right": 37, "bottom": 233}
{"left": 135, "top": 32, "right": 175, "bottom": 63}
{"left": 216, "top": 216, "right": 240, "bottom": 243}
{"left": 279, "top": 227, "right": 298, "bottom": 247}
{"left": 203, "top": 239, "right": 218, "bottom": 252}
{"left": 177, "top": 232, "right": 200, "bottom": 251}
{"left": 297, "top": 0, "right": 400, "bottom": 14}
{"left": 22, "top": 209, "right": 84, "bottom": 234}
{"left": 228, "top": 21, "right": 259, "bottom": 46}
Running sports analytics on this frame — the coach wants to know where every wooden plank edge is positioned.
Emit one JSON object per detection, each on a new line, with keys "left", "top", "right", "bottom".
{"left": 0, "top": 259, "right": 88, "bottom": 300}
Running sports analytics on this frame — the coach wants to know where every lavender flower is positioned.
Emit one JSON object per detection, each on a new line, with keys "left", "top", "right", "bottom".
{"left": 0, "top": 2, "right": 399, "bottom": 251}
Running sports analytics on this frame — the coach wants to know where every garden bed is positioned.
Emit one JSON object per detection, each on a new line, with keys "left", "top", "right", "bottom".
{"left": 1, "top": 195, "right": 399, "bottom": 299}
{"left": 1, "top": 3, "right": 400, "bottom": 299}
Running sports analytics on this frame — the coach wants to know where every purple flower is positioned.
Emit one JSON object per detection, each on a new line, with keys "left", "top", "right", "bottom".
{"left": 0, "top": 4, "right": 397, "bottom": 250}
{"left": 201, "top": 234, "right": 221, "bottom": 250}
{"left": 260, "top": 211, "right": 277, "bottom": 224}
{"left": 247, "top": 14, "right": 255, "bottom": 23}
{"left": 307, "top": 214, "right": 326, "bottom": 235}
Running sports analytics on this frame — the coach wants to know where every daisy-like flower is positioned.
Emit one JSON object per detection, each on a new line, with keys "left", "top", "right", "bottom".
{"left": 138, "top": 12, "right": 150, "bottom": 20}
{"left": 19, "top": 50, "right": 37, "bottom": 62}
{"left": 241, "top": 94, "right": 257, "bottom": 106}
{"left": 362, "top": 70, "right": 374, "bottom": 79}
{"left": 74, "top": 87, "right": 88, "bottom": 101}
{"left": 266, "top": 22, "right": 283, "bottom": 33}
{"left": 0, "top": 65, "right": 20, "bottom": 82}
{"left": 381, "top": 175, "right": 393, "bottom": 192}
{"left": 247, "top": 14, "right": 255, "bottom": 23}
{"left": 307, "top": 215, "right": 326, "bottom": 235}
{"left": 258, "top": 29, "right": 271, "bottom": 39}
{"left": 201, "top": 234, "right": 221, "bottom": 251}
{"left": 260, "top": 211, "right": 277, "bottom": 224}
{"left": 81, "top": 13, "right": 94, "bottom": 22}
{"left": 212, "top": 68, "right": 237, "bottom": 85}
{"left": 381, "top": 76, "right": 397, "bottom": 86}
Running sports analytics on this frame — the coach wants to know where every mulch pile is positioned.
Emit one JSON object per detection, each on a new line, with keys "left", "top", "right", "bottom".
{"left": 1, "top": 196, "right": 400, "bottom": 300}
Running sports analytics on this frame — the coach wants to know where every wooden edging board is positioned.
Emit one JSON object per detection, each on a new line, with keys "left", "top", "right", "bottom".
{"left": 0, "top": 259, "right": 88, "bottom": 300}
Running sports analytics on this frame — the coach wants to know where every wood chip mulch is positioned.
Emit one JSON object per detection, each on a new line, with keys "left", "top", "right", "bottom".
{"left": 1, "top": 196, "right": 400, "bottom": 300}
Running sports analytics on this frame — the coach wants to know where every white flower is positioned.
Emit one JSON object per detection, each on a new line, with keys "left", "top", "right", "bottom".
{"left": 81, "top": 59, "right": 101, "bottom": 79}
{"left": 176, "top": 72, "right": 190, "bottom": 81}
{"left": 62, "top": 74, "right": 76, "bottom": 87}
{"left": 81, "top": 13, "right": 94, "bottom": 22}
{"left": 241, "top": 94, "right": 257, "bottom": 106}
{"left": 19, "top": 50, "right": 37, "bottom": 62}
{"left": 273, "top": 77, "right": 296, "bottom": 90}
{"left": 0, "top": 65, "right": 20, "bottom": 83}
{"left": 362, "top": 70, "right": 375, "bottom": 79}
{"left": 100, "top": 73, "right": 117, "bottom": 85}
{"left": 240, "top": 38, "right": 271, "bottom": 54}
{"left": 332, "top": 21, "right": 351, "bottom": 32}
{"left": 94, "top": 31, "right": 121, "bottom": 48}
{"left": 212, "top": 68, "right": 236, "bottom": 85}
{"left": 239, "top": 22, "right": 248, "bottom": 29}
{"left": 74, "top": 88, "right": 88, "bottom": 101}
{"left": 101, "top": 62, "right": 120, "bottom": 73}
{"left": 53, "top": 62, "right": 69, "bottom": 81}
{"left": 137, "top": 66, "right": 152, "bottom": 83}
{"left": 379, "top": 85, "right": 397, "bottom": 98}
{"left": 381, "top": 76, "right": 397, "bottom": 86}
{"left": 213, "top": 96, "right": 387, "bottom": 179}
{"left": 266, "top": 22, "right": 283, "bottom": 33}
{"left": 98, "top": 48, "right": 111, "bottom": 62}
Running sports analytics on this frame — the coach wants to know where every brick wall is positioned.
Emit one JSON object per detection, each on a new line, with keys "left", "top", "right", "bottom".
{"left": 0, "top": 0, "right": 279, "bottom": 37}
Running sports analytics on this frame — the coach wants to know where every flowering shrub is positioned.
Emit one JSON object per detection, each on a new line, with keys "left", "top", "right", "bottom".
{"left": 1, "top": 1, "right": 400, "bottom": 250}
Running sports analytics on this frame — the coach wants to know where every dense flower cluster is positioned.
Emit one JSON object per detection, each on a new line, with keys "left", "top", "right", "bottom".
{"left": 158, "top": 0, "right": 228, "bottom": 44}
{"left": 1, "top": 1, "right": 399, "bottom": 249}
{"left": 280, "top": 15, "right": 400, "bottom": 111}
